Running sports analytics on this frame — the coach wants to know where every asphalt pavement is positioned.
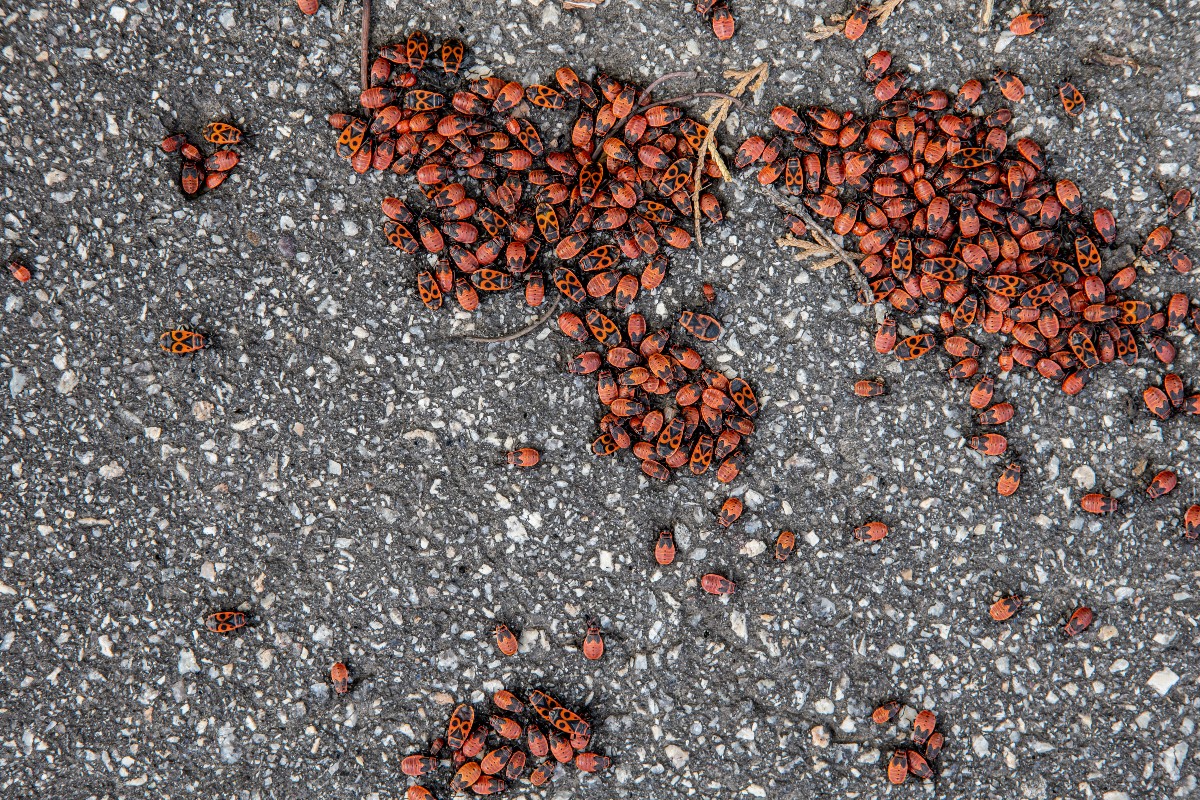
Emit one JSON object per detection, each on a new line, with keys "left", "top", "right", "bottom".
{"left": 0, "top": 0, "right": 1197, "bottom": 798}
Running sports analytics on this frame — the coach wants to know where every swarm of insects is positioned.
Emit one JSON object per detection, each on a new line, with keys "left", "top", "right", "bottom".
{"left": 159, "top": 122, "right": 244, "bottom": 197}
{"left": 737, "top": 50, "right": 1198, "bottom": 498}
{"left": 870, "top": 701, "right": 943, "bottom": 785}
{"left": 331, "top": 31, "right": 728, "bottom": 316}
{"left": 404, "top": 687, "right": 611, "bottom": 797}
{"left": 695, "top": 0, "right": 736, "bottom": 41}
{"left": 1143, "top": 371, "right": 1200, "bottom": 420}
{"left": 561, "top": 305, "right": 759, "bottom": 482}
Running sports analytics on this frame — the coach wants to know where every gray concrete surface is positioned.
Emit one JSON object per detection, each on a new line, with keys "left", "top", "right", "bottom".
{"left": 1, "top": 0, "right": 1199, "bottom": 797}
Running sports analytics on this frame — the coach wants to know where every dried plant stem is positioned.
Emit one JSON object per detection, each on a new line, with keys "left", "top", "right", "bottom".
{"left": 757, "top": 185, "right": 871, "bottom": 300}
{"left": 360, "top": 0, "right": 371, "bottom": 90}
{"left": 978, "top": 0, "right": 994, "bottom": 31}
{"left": 637, "top": 71, "right": 697, "bottom": 105}
{"left": 461, "top": 296, "right": 562, "bottom": 343}
{"left": 807, "top": 0, "right": 907, "bottom": 41}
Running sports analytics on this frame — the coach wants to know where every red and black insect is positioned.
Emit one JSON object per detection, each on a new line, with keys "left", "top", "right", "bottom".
{"left": 204, "top": 610, "right": 246, "bottom": 633}
{"left": 1064, "top": 606, "right": 1094, "bottom": 636}
{"left": 581, "top": 621, "right": 605, "bottom": 660}
{"left": 330, "top": 662, "right": 351, "bottom": 694}
{"left": 160, "top": 328, "right": 207, "bottom": 355}
{"left": 493, "top": 623, "right": 519, "bottom": 656}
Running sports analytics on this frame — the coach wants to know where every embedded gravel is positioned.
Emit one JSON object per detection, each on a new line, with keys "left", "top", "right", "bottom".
{"left": 1, "top": 1, "right": 1198, "bottom": 798}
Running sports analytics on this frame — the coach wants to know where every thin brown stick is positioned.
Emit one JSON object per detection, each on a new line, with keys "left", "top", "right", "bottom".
{"left": 651, "top": 92, "right": 745, "bottom": 108}
{"left": 461, "top": 295, "right": 562, "bottom": 343}
{"left": 977, "top": 0, "right": 994, "bottom": 31}
{"left": 756, "top": 185, "right": 872, "bottom": 301}
{"left": 360, "top": 0, "right": 372, "bottom": 90}
{"left": 636, "top": 71, "right": 697, "bottom": 105}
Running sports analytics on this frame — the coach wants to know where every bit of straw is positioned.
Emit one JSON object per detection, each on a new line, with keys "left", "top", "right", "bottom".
{"left": 806, "top": 0, "right": 907, "bottom": 41}
{"left": 360, "top": 0, "right": 372, "bottom": 90}
{"left": 757, "top": 185, "right": 872, "bottom": 302}
{"left": 563, "top": 0, "right": 606, "bottom": 8}
{"left": 977, "top": 0, "right": 995, "bottom": 31}
{"left": 691, "top": 64, "right": 769, "bottom": 247}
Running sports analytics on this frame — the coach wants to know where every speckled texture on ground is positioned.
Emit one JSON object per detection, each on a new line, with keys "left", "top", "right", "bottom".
{"left": 1, "top": 1, "right": 1198, "bottom": 798}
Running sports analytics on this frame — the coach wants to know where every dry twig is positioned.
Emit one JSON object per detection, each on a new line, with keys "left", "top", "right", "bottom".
{"left": 977, "top": 0, "right": 994, "bottom": 31}
{"left": 461, "top": 296, "right": 562, "bottom": 343}
{"left": 360, "top": 0, "right": 371, "bottom": 90}
{"left": 563, "top": 0, "right": 606, "bottom": 8}
{"left": 690, "top": 64, "right": 769, "bottom": 246}
{"left": 1084, "top": 49, "right": 1156, "bottom": 74}
{"left": 756, "top": 185, "right": 871, "bottom": 301}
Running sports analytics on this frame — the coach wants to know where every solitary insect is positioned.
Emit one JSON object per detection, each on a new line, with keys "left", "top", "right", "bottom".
{"left": 202, "top": 121, "right": 244, "bottom": 146}
{"left": 8, "top": 261, "right": 31, "bottom": 282}
{"left": 774, "top": 530, "right": 796, "bottom": 561}
{"left": 678, "top": 310, "right": 723, "bottom": 341}
{"left": 1167, "top": 187, "right": 1192, "bottom": 218}
{"left": 481, "top": 746, "right": 513, "bottom": 775}
{"left": 1064, "top": 606, "right": 1094, "bottom": 637}
{"left": 1146, "top": 469, "right": 1177, "bottom": 499}
{"left": 204, "top": 610, "right": 246, "bottom": 633}
{"left": 655, "top": 530, "right": 676, "bottom": 565}
{"left": 401, "top": 755, "right": 438, "bottom": 777}
{"left": 844, "top": 3, "right": 870, "bottom": 41}
{"left": 1185, "top": 505, "right": 1200, "bottom": 540}
{"left": 907, "top": 749, "right": 933, "bottom": 780}
{"left": 718, "top": 497, "right": 743, "bottom": 527}
{"left": 993, "top": 69, "right": 1025, "bottom": 102}
{"left": 853, "top": 521, "right": 889, "bottom": 542}
{"left": 330, "top": 662, "right": 351, "bottom": 694}
{"left": 711, "top": 5, "right": 735, "bottom": 41}
{"left": 1009, "top": 12, "right": 1046, "bottom": 35}
{"left": 872, "top": 700, "right": 901, "bottom": 725}
{"left": 470, "top": 776, "right": 506, "bottom": 795}
{"left": 450, "top": 762, "right": 482, "bottom": 793}
{"left": 854, "top": 378, "right": 885, "bottom": 397}
{"left": 701, "top": 573, "right": 736, "bottom": 595}
{"left": 490, "top": 714, "right": 523, "bottom": 740}
{"left": 989, "top": 595, "right": 1023, "bottom": 621}
{"left": 1059, "top": 81, "right": 1085, "bottom": 117}
{"left": 582, "top": 621, "right": 605, "bottom": 660}
{"left": 1080, "top": 493, "right": 1117, "bottom": 514}
{"left": 925, "top": 731, "right": 945, "bottom": 761}
{"left": 888, "top": 750, "right": 908, "bottom": 785}
{"left": 529, "top": 760, "right": 556, "bottom": 786}
{"left": 996, "top": 463, "right": 1022, "bottom": 497}
{"left": 507, "top": 448, "right": 540, "bottom": 468}
{"left": 493, "top": 690, "right": 524, "bottom": 714}
{"left": 160, "top": 328, "right": 207, "bottom": 355}
{"left": 911, "top": 710, "right": 937, "bottom": 746}
{"left": 447, "top": 704, "right": 475, "bottom": 749}
{"left": 575, "top": 752, "right": 611, "bottom": 773}
{"left": 493, "top": 623, "right": 519, "bottom": 656}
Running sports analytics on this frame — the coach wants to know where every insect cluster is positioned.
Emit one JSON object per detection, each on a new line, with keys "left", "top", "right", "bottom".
{"left": 870, "top": 703, "right": 943, "bottom": 785}
{"left": 737, "top": 50, "right": 1198, "bottom": 500}
{"left": 695, "top": 0, "right": 736, "bottom": 41}
{"left": 404, "top": 689, "right": 610, "bottom": 798}
{"left": 563, "top": 304, "right": 759, "bottom": 484}
{"left": 159, "top": 122, "right": 244, "bottom": 197}
{"left": 329, "top": 31, "right": 728, "bottom": 318}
